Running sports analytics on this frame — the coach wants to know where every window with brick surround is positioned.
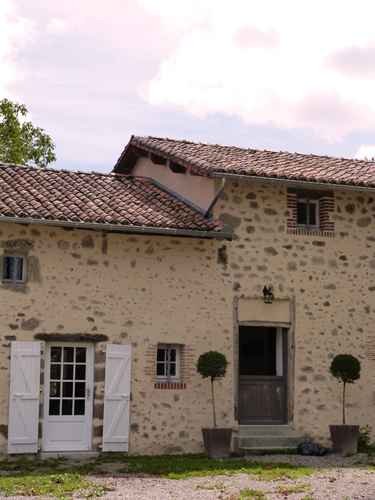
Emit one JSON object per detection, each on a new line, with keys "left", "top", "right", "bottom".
{"left": 297, "top": 199, "right": 318, "bottom": 230}
{"left": 2, "top": 252, "right": 26, "bottom": 284}
{"left": 287, "top": 188, "right": 335, "bottom": 236}
{"left": 144, "top": 343, "right": 195, "bottom": 389}
{"left": 157, "top": 344, "right": 180, "bottom": 382}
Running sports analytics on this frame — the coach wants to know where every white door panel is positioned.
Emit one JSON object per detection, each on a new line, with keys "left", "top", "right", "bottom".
{"left": 8, "top": 341, "right": 41, "bottom": 454}
{"left": 43, "top": 343, "right": 94, "bottom": 452}
{"left": 102, "top": 344, "right": 131, "bottom": 452}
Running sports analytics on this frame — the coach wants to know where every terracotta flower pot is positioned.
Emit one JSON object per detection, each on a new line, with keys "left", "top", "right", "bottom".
{"left": 329, "top": 425, "right": 359, "bottom": 454}
{"left": 202, "top": 428, "right": 233, "bottom": 459}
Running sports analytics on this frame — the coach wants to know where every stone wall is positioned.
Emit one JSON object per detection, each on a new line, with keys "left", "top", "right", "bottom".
{"left": 0, "top": 223, "right": 233, "bottom": 455}
{"left": 213, "top": 179, "right": 375, "bottom": 445}
{"left": 2, "top": 177, "right": 375, "bottom": 455}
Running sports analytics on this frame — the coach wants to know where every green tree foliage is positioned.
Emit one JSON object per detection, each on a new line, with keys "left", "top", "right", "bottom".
{"left": 196, "top": 351, "right": 229, "bottom": 381}
{"left": 196, "top": 351, "right": 229, "bottom": 427}
{"left": 0, "top": 98, "right": 56, "bottom": 168}
{"left": 329, "top": 354, "right": 361, "bottom": 425}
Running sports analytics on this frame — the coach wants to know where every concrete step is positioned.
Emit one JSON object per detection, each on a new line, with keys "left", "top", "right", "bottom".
{"left": 237, "top": 425, "right": 295, "bottom": 436}
{"left": 235, "top": 435, "right": 302, "bottom": 448}
{"left": 233, "top": 425, "right": 304, "bottom": 455}
{"left": 39, "top": 452, "right": 99, "bottom": 460}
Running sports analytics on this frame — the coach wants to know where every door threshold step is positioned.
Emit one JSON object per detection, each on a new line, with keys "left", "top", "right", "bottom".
{"left": 39, "top": 452, "right": 99, "bottom": 461}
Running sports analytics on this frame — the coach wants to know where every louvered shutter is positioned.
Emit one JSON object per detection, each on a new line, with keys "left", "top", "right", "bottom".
{"left": 8, "top": 341, "right": 41, "bottom": 454}
{"left": 102, "top": 344, "right": 132, "bottom": 452}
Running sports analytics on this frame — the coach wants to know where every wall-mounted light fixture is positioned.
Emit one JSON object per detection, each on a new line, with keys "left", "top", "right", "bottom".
{"left": 263, "top": 286, "right": 274, "bottom": 304}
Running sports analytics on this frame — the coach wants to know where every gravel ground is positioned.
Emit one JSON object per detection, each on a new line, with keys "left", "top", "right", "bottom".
{"left": 89, "top": 454, "right": 375, "bottom": 500}
{"left": 1, "top": 454, "right": 375, "bottom": 500}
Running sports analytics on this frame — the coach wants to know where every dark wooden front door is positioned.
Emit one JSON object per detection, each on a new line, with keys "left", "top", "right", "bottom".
{"left": 238, "top": 326, "right": 287, "bottom": 424}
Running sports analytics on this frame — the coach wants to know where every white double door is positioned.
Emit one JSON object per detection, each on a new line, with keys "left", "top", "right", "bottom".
{"left": 43, "top": 343, "right": 94, "bottom": 452}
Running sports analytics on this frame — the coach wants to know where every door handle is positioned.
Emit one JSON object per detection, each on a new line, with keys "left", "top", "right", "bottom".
{"left": 85, "top": 388, "right": 90, "bottom": 398}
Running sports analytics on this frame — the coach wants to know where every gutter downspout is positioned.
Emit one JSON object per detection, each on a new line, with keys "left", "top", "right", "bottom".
{"left": 205, "top": 178, "right": 226, "bottom": 218}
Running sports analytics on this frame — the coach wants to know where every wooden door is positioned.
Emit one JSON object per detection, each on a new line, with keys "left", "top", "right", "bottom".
{"left": 238, "top": 326, "right": 287, "bottom": 424}
{"left": 42, "top": 343, "right": 94, "bottom": 452}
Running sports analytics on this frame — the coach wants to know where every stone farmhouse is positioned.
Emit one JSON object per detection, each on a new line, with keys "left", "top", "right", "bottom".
{"left": 1, "top": 135, "right": 375, "bottom": 457}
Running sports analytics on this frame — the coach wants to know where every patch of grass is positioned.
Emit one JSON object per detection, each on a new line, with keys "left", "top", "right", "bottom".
{"left": 115, "top": 453, "right": 316, "bottom": 480}
{"left": 0, "top": 456, "right": 66, "bottom": 473}
{"left": 237, "top": 488, "right": 267, "bottom": 499}
{"left": 0, "top": 456, "right": 104, "bottom": 476}
{"left": 60, "top": 463, "right": 105, "bottom": 475}
{"left": 194, "top": 482, "right": 226, "bottom": 490}
{"left": 276, "top": 484, "right": 310, "bottom": 495}
{"left": 0, "top": 473, "right": 107, "bottom": 498}
{"left": 94, "top": 453, "right": 129, "bottom": 464}
{"left": 358, "top": 425, "right": 373, "bottom": 452}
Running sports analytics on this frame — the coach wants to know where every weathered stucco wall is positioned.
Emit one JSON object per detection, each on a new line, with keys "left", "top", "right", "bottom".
{"left": 0, "top": 223, "right": 234, "bottom": 456}
{"left": 131, "top": 157, "right": 220, "bottom": 211}
{"left": 213, "top": 179, "right": 375, "bottom": 445}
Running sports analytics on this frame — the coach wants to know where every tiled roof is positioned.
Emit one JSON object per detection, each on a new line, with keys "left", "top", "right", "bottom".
{"left": 114, "top": 135, "right": 375, "bottom": 188}
{"left": 0, "top": 163, "right": 225, "bottom": 235}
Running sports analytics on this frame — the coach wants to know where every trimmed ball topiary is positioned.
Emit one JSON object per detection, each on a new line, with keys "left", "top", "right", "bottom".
{"left": 196, "top": 351, "right": 229, "bottom": 427}
{"left": 329, "top": 354, "right": 361, "bottom": 425}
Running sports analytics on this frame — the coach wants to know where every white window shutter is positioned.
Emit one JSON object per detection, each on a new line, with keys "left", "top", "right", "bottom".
{"left": 102, "top": 344, "right": 132, "bottom": 452}
{"left": 8, "top": 341, "right": 41, "bottom": 454}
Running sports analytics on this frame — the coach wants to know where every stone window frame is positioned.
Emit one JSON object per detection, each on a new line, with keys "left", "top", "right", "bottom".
{"left": 287, "top": 188, "right": 335, "bottom": 237}
{"left": 2, "top": 251, "right": 27, "bottom": 284}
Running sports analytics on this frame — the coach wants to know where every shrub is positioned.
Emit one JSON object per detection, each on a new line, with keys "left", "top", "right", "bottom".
{"left": 196, "top": 351, "right": 229, "bottom": 427}
{"left": 329, "top": 354, "right": 361, "bottom": 425}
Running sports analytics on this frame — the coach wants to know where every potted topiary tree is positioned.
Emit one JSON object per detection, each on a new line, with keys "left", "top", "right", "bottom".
{"left": 196, "top": 350, "right": 232, "bottom": 459}
{"left": 329, "top": 354, "right": 361, "bottom": 454}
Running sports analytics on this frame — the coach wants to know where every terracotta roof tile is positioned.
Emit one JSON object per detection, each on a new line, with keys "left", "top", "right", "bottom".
{"left": 0, "top": 163, "right": 223, "bottom": 234}
{"left": 114, "top": 135, "right": 375, "bottom": 188}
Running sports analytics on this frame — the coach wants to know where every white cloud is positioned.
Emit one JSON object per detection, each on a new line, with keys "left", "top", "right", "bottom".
{"left": 0, "top": 0, "right": 35, "bottom": 98}
{"left": 142, "top": 0, "right": 375, "bottom": 140}
{"left": 355, "top": 145, "right": 375, "bottom": 160}
{"left": 136, "top": 0, "right": 213, "bottom": 31}
{"left": 46, "top": 18, "right": 78, "bottom": 36}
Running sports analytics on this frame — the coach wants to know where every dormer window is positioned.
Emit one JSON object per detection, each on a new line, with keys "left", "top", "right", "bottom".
{"left": 2, "top": 252, "right": 25, "bottom": 284}
{"left": 297, "top": 199, "right": 318, "bottom": 230}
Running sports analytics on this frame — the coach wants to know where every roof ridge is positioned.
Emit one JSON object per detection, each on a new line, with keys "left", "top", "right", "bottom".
{"left": 0, "top": 162, "right": 152, "bottom": 181}
{"left": 132, "top": 135, "right": 374, "bottom": 165}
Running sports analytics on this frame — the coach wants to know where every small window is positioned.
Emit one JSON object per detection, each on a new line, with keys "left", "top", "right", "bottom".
{"left": 156, "top": 344, "right": 180, "bottom": 382}
{"left": 297, "top": 199, "right": 318, "bottom": 229}
{"left": 2, "top": 253, "right": 25, "bottom": 284}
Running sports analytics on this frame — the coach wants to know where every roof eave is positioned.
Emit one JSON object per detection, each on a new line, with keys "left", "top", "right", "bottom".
{"left": 0, "top": 216, "right": 233, "bottom": 240}
{"left": 210, "top": 172, "right": 375, "bottom": 192}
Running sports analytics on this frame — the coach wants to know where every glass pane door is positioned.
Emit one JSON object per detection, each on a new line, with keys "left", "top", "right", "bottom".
{"left": 49, "top": 346, "right": 87, "bottom": 417}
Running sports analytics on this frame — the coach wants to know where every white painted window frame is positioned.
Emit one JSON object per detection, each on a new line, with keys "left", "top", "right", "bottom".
{"left": 156, "top": 344, "right": 180, "bottom": 382}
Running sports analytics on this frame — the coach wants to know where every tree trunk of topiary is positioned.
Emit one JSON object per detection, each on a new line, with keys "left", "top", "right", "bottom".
{"left": 343, "top": 382, "right": 346, "bottom": 425}
{"left": 211, "top": 377, "right": 217, "bottom": 428}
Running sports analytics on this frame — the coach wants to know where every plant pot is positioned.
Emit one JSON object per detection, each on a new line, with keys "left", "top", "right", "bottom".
{"left": 329, "top": 425, "right": 359, "bottom": 454}
{"left": 202, "top": 428, "right": 233, "bottom": 459}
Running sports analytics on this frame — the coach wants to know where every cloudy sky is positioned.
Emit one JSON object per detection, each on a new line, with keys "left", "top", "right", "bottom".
{"left": 1, "top": 0, "right": 375, "bottom": 172}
